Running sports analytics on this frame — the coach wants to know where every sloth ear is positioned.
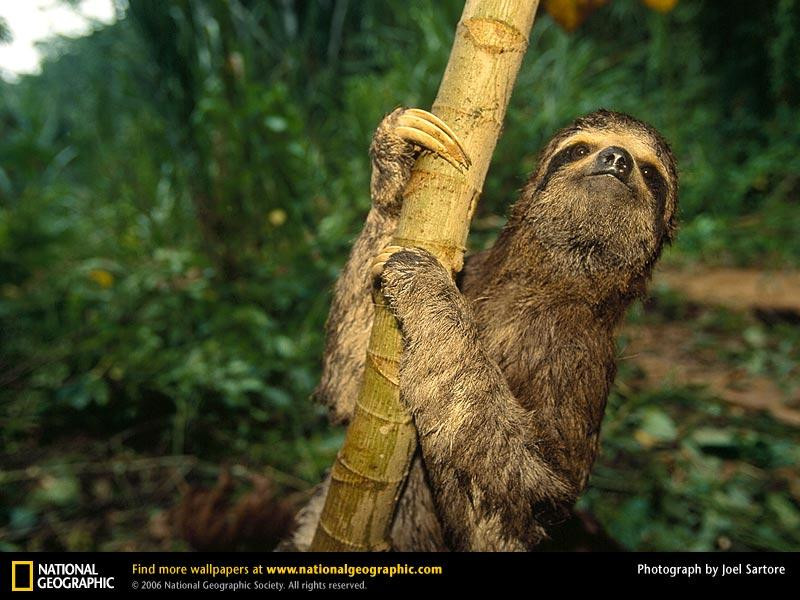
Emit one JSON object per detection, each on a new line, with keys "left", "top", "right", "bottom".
{"left": 661, "top": 188, "right": 679, "bottom": 244}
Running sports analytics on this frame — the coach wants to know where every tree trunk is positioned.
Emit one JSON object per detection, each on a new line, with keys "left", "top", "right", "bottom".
{"left": 310, "top": 0, "right": 540, "bottom": 551}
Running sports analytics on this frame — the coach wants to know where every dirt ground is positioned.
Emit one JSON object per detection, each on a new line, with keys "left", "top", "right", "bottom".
{"left": 622, "top": 266, "right": 800, "bottom": 427}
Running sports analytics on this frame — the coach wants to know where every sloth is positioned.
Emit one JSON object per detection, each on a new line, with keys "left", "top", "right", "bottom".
{"left": 286, "top": 106, "right": 678, "bottom": 551}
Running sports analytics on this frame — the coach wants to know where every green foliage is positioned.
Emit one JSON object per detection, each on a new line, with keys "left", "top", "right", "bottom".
{"left": 1, "top": 0, "right": 799, "bottom": 550}
{"left": 581, "top": 381, "right": 800, "bottom": 551}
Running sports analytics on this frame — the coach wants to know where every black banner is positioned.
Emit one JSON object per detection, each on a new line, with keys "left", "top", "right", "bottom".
{"left": 3, "top": 552, "right": 799, "bottom": 593}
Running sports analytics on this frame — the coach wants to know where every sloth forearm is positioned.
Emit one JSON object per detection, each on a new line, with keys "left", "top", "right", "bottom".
{"left": 315, "top": 208, "right": 398, "bottom": 422}
{"left": 402, "top": 313, "right": 571, "bottom": 549}
{"left": 381, "top": 248, "right": 571, "bottom": 549}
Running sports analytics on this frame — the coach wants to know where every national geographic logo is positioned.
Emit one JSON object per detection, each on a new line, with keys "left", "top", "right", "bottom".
{"left": 10, "top": 561, "right": 115, "bottom": 591}
{"left": 11, "top": 561, "right": 33, "bottom": 592}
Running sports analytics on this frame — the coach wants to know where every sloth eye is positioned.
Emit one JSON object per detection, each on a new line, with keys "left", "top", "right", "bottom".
{"left": 536, "top": 142, "right": 594, "bottom": 192}
{"left": 571, "top": 143, "right": 590, "bottom": 159}
{"left": 640, "top": 163, "right": 667, "bottom": 201}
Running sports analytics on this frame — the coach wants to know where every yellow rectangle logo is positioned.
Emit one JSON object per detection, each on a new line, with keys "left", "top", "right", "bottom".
{"left": 11, "top": 561, "right": 34, "bottom": 592}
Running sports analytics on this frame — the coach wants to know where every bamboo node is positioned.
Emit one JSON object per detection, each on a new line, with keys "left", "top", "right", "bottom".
{"left": 430, "top": 103, "right": 504, "bottom": 128}
{"left": 354, "top": 395, "right": 413, "bottom": 425}
{"left": 461, "top": 17, "right": 529, "bottom": 53}
{"left": 316, "top": 520, "right": 369, "bottom": 550}
{"left": 366, "top": 350, "right": 400, "bottom": 386}
{"left": 335, "top": 452, "right": 409, "bottom": 485}
{"left": 391, "top": 237, "right": 466, "bottom": 257}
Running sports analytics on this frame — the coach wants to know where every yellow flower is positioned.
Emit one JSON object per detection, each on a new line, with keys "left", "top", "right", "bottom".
{"left": 634, "top": 429, "right": 657, "bottom": 449}
{"left": 268, "top": 209, "right": 287, "bottom": 227}
{"left": 642, "top": 0, "right": 678, "bottom": 13}
{"left": 544, "top": 0, "right": 609, "bottom": 32}
{"left": 88, "top": 269, "right": 114, "bottom": 288}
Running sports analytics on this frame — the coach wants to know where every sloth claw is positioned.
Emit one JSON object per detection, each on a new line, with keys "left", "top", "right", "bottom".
{"left": 371, "top": 245, "right": 410, "bottom": 281}
{"left": 395, "top": 108, "right": 470, "bottom": 172}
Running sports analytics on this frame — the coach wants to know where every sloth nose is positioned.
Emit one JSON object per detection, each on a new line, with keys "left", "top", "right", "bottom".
{"left": 593, "top": 146, "right": 633, "bottom": 183}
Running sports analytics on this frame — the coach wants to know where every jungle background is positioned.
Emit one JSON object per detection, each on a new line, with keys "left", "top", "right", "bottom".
{"left": 1, "top": 0, "right": 799, "bottom": 552}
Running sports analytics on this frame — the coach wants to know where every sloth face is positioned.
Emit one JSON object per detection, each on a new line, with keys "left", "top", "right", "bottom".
{"left": 521, "top": 110, "right": 678, "bottom": 274}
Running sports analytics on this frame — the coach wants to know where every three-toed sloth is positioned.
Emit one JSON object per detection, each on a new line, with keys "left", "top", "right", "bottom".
{"left": 286, "top": 107, "right": 678, "bottom": 551}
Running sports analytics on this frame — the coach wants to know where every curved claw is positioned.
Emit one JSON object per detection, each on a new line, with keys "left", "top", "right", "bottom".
{"left": 395, "top": 109, "right": 471, "bottom": 172}
{"left": 404, "top": 109, "right": 471, "bottom": 165}
{"left": 371, "top": 245, "right": 410, "bottom": 281}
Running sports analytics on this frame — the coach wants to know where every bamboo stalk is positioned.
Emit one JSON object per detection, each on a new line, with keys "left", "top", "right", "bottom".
{"left": 310, "top": 0, "right": 540, "bottom": 551}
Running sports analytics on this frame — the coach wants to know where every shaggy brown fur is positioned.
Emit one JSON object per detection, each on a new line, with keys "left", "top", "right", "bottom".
{"left": 287, "top": 107, "right": 678, "bottom": 551}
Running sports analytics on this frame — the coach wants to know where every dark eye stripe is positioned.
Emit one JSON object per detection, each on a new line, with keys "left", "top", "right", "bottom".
{"left": 640, "top": 163, "right": 666, "bottom": 196}
{"left": 536, "top": 143, "right": 591, "bottom": 191}
{"left": 640, "top": 162, "right": 668, "bottom": 222}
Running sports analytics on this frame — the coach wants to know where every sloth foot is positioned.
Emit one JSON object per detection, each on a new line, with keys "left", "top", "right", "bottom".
{"left": 370, "top": 246, "right": 450, "bottom": 311}
{"left": 370, "top": 245, "right": 413, "bottom": 283}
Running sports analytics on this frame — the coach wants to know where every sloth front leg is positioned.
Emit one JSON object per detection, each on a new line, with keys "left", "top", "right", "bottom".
{"left": 373, "top": 247, "right": 573, "bottom": 551}
{"left": 315, "top": 109, "right": 469, "bottom": 423}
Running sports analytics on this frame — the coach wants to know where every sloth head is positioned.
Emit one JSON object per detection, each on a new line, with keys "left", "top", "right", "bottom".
{"left": 510, "top": 110, "right": 678, "bottom": 287}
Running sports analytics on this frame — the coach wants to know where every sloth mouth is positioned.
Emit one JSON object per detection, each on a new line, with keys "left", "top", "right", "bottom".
{"left": 586, "top": 171, "right": 634, "bottom": 193}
